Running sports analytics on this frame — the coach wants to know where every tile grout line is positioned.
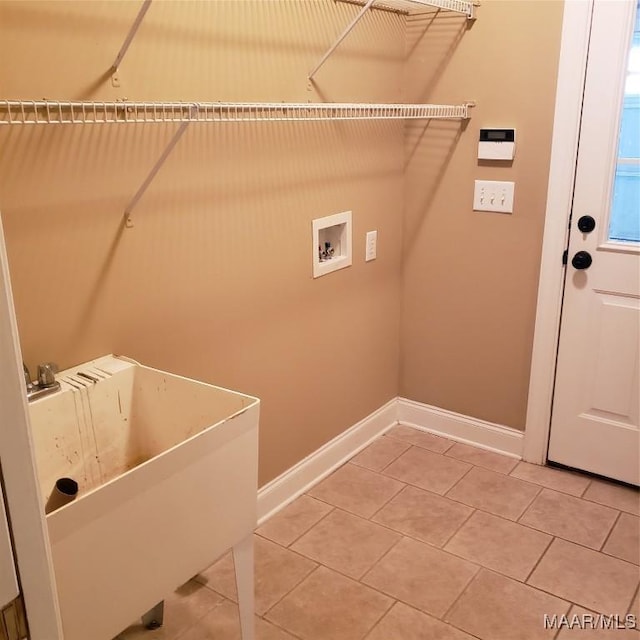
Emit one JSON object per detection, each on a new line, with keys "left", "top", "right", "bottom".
{"left": 362, "top": 475, "right": 408, "bottom": 522}
{"left": 343, "top": 433, "right": 418, "bottom": 497}
{"left": 357, "top": 593, "right": 396, "bottom": 640}
{"left": 374, "top": 441, "right": 412, "bottom": 474}
{"left": 622, "top": 582, "right": 640, "bottom": 624}
{"left": 598, "top": 508, "right": 622, "bottom": 552}
{"left": 516, "top": 490, "right": 545, "bottom": 526}
{"left": 523, "top": 533, "right": 557, "bottom": 584}
{"left": 260, "top": 608, "right": 305, "bottom": 640}
{"left": 579, "top": 477, "right": 593, "bottom": 497}
{"left": 440, "top": 461, "right": 475, "bottom": 498}
{"left": 256, "top": 539, "right": 322, "bottom": 616}
{"left": 628, "top": 583, "right": 640, "bottom": 619}
{"left": 359, "top": 534, "right": 407, "bottom": 585}
{"left": 439, "top": 506, "right": 477, "bottom": 550}
{"left": 273, "top": 502, "right": 337, "bottom": 549}
{"left": 171, "top": 595, "right": 231, "bottom": 640}
{"left": 513, "top": 484, "right": 544, "bottom": 523}
{"left": 439, "top": 562, "right": 483, "bottom": 624}
{"left": 551, "top": 617, "right": 565, "bottom": 640}
{"left": 261, "top": 563, "right": 323, "bottom": 622}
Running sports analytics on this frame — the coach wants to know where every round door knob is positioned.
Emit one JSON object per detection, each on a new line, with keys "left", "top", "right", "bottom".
{"left": 571, "top": 251, "right": 592, "bottom": 270}
{"left": 577, "top": 215, "right": 596, "bottom": 233}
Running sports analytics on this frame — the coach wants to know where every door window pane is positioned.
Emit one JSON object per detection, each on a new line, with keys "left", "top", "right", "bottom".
{"left": 609, "top": 2, "right": 640, "bottom": 243}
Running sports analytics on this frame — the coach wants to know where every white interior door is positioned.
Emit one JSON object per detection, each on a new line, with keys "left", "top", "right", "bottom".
{"left": 548, "top": 0, "right": 640, "bottom": 486}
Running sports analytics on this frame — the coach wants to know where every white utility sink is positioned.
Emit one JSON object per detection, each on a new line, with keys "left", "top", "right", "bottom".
{"left": 28, "top": 355, "right": 260, "bottom": 640}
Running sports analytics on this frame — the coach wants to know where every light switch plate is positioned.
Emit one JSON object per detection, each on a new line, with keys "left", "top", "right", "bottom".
{"left": 473, "top": 180, "right": 515, "bottom": 214}
{"left": 365, "top": 230, "right": 377, "bottom": 261}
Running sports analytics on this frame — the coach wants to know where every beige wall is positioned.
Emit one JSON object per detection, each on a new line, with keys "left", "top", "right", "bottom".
{"left": 0, "top": 0, "right": 565, "bottom": 485}
{"left": 401, "top": 0, "right": 564, "bottom": 430}
{"left": 0, "top": 0, "right": 405, "bottom": 485}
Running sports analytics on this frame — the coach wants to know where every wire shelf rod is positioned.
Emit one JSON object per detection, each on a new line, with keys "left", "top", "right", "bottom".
{"left": 0, "top": 100, "right": 474, "bottom": 124}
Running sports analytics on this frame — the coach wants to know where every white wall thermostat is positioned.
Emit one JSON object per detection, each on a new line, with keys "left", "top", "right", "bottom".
{"left": 478, "top": 128, "right": 516, "bottom": 161}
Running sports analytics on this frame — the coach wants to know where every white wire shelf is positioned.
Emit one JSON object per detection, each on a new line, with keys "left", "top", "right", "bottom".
{"left": 339, "top": 0, "right": 476, "bottom": 17}
{"left": 309, "top": 0, "right": 476, "bottom": 79}
{"left": 0, "top": 98, "right": 473, "bottom": 228}
{"left": 0, "top": 100, "right": 474, "bottom": 125}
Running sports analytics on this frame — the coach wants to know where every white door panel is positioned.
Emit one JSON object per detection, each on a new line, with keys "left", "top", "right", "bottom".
{"left": 548, "top": 0, "right": 640, "bottom": 485}
{"left": 586, "top": 293, "right": 638, "bottom": 421}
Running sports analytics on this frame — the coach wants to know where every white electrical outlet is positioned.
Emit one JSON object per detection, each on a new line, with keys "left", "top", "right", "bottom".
{"left": 365, "top": 230, "right": 377, "bottom": 261}
{"left": 473, "top": 180, "right": 515, "bottom": 214}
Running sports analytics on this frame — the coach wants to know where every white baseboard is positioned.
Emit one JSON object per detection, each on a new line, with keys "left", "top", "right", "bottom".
{"left": 256, "top": 398, "right": 398, "bottom": 525}
{"left": 397, "top": 397, "right": 524, "bottom": 458}
{"left": 257, "top": 396, "right": 525, "bottom": 525}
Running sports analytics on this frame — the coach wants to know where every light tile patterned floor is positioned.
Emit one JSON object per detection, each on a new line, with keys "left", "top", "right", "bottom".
{"left": 117, "top": 426, "right": 640, "bottom": 640}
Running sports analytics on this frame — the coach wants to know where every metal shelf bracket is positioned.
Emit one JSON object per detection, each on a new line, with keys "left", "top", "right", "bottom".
{"left": 111, "top": 0, "right": 153, "bottom": 87}
{"left": 123, "top": 103, "right": 197, "bottom": 228}
{"left": 309, "top": 0, "right": 376, "bottom": 81}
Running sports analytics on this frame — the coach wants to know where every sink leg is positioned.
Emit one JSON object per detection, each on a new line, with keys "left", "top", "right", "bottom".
{"left": 233, "top": 534, "right": 255, "bottom": 640}
{"left": 141, "top": 600, "right": 164, "bottom": 630}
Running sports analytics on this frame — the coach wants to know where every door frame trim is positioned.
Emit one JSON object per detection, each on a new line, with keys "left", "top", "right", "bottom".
{"left": 0, "top": 213, "right": 63, "bottom": 639}
{"left": 523, "top": 0, "right": 594, "bottom": 464}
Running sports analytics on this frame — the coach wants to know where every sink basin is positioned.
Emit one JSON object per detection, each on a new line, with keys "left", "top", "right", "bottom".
{"left": 28, "top": 355, "right": 260, "bottom": 640}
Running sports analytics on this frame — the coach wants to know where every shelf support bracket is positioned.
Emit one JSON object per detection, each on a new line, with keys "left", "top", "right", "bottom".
{"left": 308, "top": 0, "right": 377, "bottom": 81}
{"left": 123, "top": 105, "right": 197, "bottom": 228}
{"left": 110, "top": 0, "right": 153, "bottom": 86}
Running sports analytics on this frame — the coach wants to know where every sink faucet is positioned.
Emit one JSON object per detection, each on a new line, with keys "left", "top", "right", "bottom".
{"left": 23, "top": 362, "right": 34, "bottom": 392}
{"left": 23, "top": 361, "right": 61, "bottom": 401}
